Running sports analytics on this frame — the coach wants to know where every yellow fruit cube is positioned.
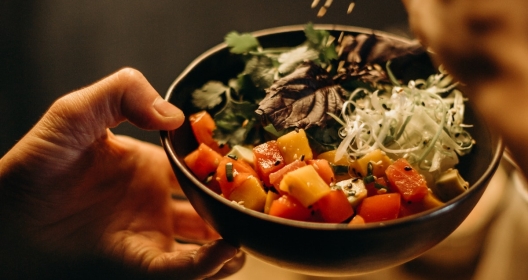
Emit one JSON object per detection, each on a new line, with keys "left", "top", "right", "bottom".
{"left": 356, "top": 149, "right": 392, "bottom": 178}
{"left": 276, "top": 129, "right": 313, "bottom": 164}
{"left": 264, "top": 190, "right": 280, "bottom": 214}
{"left": 422, "top": 192, "right": 445, "bottom": 210}
{"left": 228, "top": 175, "right": 266, "bottom": 212}
{"left": 279, "top": 165, "right": 331, "bottom": 207}
{"left": 317, "top": 149, "right": 349, "bottom": 165}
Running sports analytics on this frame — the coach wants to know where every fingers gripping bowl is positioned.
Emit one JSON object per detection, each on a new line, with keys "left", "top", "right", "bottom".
{"left": 160, "top": 25, "right": 503, "bottom": 276}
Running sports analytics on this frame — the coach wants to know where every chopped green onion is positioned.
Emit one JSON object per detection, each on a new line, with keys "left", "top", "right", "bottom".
{"left": 226, "top": 162, "right": 234, "bottom": 182}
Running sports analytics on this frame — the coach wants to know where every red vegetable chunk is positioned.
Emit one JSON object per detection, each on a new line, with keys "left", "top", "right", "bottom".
{"left": 357, "top": 193, "right": 401, "bottom": 223}
{"left": 269, "top": 194, "right": 312, "bottom": 221}
{"left": 315, "top": 189, "right": 354, "bottom": 223}
{"left": 385, "top": 158, "right": 429, "bottom": 202}
{"left": 268, "top": 160, "right": 307, "bottom": 191}
{"left": 365, "top": 176, "right": 390, "bottom": 197}
{"left": 216, "top": 156, "right": 258, "bottom": 198}
{"left": 184, "top": 143, "right": 223, "bottom": 182}
{"left": 189, "top": 111, "right": 230, "bottom": 155}
{"left": 307, "top": 159, "right": 335, "bottom": 185}
{"left": 253, "top": 141, "right": 285, "bottom": 187}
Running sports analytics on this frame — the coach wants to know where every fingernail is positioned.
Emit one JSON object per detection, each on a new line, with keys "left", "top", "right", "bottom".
{"left": 153, "top": 97, "right": 183, "bottom": 118}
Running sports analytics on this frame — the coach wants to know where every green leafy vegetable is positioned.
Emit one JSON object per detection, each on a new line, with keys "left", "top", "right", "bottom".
{"left": 225, "top": 31, "right": 260, "bottom": 54}
{"left": 191, "top": 81, "right": 229, "bottom": 109}
{"left": 303, "top": 22, "right": 338, "bottom": 64}
{"left": 190, "top": 23, "right": 438, "bottom": 152}
{"left": 241, "top": 55, "right": 276, "bottom": 90}
{"left": 212, "top": 88, "right": 260, "bottom": 147}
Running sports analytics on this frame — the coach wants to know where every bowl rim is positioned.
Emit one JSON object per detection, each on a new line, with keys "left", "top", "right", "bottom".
{"left": 160, "top": 24, "right": 505, "bottom": 230}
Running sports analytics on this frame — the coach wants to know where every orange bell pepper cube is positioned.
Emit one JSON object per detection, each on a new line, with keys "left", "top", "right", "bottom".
{"left": 357, "top": 193, "right": 401, "bottom": 223}
{"left": 189, "top": 111, "right": 230, "bottom": 155}
{"left": 184, "top": 143, "right": 223, "bottom": 182}
{"left": 307, "top": 159, "right": 336, "bottom": 185}
{"left": 215, "top": 156, "right": 258, "bottom": 198}
{"left": 268, "top": 194, "right": 312, "bottom": 222}
{"left": 314, "top": 188, "right": 354, "bottom": 223}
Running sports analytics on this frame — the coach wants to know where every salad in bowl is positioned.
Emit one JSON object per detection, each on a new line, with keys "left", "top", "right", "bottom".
{"left": 160, "top": 24, "right": 502, "bottom": 276}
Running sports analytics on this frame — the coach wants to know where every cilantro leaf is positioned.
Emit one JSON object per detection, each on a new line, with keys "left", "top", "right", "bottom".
{"left": 303, "top": 22, "right": 338, "bottom": 65}
{"left": 191, "top": 81, "right": 228, "bottom": 109}
{"left": 225, "top": 31, "right": 260, "bottom": 54}
{"left": 304, "top": 22, "right": 328, "bottom": 46}
{"left": 277, "top": 45, "right": 320, "bottom": 75}
{"left": 213, "top": 99, "right": 259, "bottom": 146}
{"left": 243, "top": 55, "right": 277, "bottom": 90}
{"left": 320, "top": 44, "right": 338, "bottom": 63}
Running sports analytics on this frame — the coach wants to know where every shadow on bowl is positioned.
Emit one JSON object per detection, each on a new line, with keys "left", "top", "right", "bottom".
{"left": 160, "top": 24, "right": 504, "bottom": 277}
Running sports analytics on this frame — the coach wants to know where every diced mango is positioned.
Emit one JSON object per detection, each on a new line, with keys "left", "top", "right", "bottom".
{"left": 434, "top": 168, "right": 469, "bottom": 201}
{"left": 264, "top": 191, "right": 281, "bottom": 214}
{"left": 276, "top": 129, "right": 313, "bottom": 164}
{"left": 348, "top": 214, "right": 366, "bottom": 226}
{"left": 422, "top": 192, "right": 445, "bottom": 209}
{"left": 356, "top": 149, "right": 392, "bottom": 178}
{"left": 228, "top": 175, "right": 266, "bottom": 212}
{"left": 400, "top": 190, "right": 445, "bottom": 217}
{"left": 317, "top": 150, "right": 349, "bottom": 166}
{"left": 279, "top": 165, "right": 331, "bottom": 207}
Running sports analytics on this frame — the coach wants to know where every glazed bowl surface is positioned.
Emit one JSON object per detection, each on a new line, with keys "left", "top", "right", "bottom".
{"left": 160, "top": 24, "right": 504, "bottom": 276}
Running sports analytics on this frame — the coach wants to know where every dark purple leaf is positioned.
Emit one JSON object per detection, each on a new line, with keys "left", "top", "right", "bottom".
{"left": 256, "top": 61, "right": 345, "bottom": 131}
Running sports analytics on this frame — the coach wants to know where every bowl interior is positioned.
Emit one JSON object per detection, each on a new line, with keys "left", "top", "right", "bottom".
{"left": 161, "top": 24, "right": 504, "bottom": 276}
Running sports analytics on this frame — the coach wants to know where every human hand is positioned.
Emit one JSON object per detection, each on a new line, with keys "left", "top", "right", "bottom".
{"left": 0, "top": 68, "right": 244, "bottom": 279}
{"left": 403, "top": 0, "right": 528, "bottom": 175}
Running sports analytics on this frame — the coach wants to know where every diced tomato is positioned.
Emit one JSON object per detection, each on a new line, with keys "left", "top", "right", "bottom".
{"left": 365, "top": 176, "right": 390, "bottom": 196}
{"left": 314, "top": 189, "right": 354, "bottom": 223}
{"left": 204, "top": 176, "right": 222, "bottom": 194}
{"left": 189, "top": 111, "right": 230, "bottom": 155}
{"left": 253, "top": 141, "right": 285, "bottom": 187}
{"left": 307, "top": 159, "right": 335, "bottom": 185}
{"left": 215, "top": 156, "right": 258, "bottom": 198}
{"left": 385, "top": 158, "right": 429, "bottom": 202}
{"left": 268, "top": 160, "right": 306, "bottom": 191}
{"left": 357, "top": 193, "right": 401, "bottom": 223}
{"left": 268, "top": 194, "right": 312, "bottom": 222}
{"left": 184, "top": 143, "right": 223, "bottom": 181}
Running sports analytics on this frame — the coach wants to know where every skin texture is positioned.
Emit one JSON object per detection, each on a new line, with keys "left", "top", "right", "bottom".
{"left": 402, "top": 0, "right": 528, "bottom": 176}
{"left": 0, "top": 68, "right": 244, "bottom": 279}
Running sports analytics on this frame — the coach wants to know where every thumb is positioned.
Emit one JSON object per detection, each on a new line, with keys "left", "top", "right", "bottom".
{"left": 40, "top": 68, "right": 183, "bottom": 146}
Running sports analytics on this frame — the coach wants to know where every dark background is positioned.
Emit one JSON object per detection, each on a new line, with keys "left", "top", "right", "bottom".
{"left": 0, "top": 0, "right": 409, "bottom": 156}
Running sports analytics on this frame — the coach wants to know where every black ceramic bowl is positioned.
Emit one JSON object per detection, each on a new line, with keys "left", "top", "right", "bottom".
{"left": 160, "top": 24, "right": 504, "bottom": 276}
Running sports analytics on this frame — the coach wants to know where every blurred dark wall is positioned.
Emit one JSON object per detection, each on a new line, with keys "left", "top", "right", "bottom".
{"left": 0, "top": 0, "right": 409, "bottom": 155}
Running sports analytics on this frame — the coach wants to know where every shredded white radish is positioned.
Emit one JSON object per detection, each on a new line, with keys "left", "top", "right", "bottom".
{"left": 334, "top": 72, "right": 474, "bottom": 175}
